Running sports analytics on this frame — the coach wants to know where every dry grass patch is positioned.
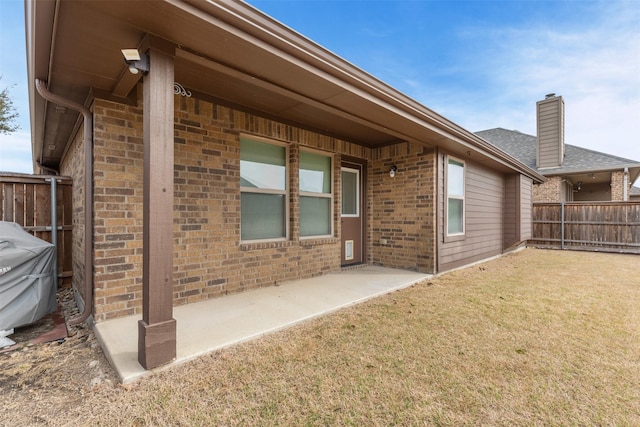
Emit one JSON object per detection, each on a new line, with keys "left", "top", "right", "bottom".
{"left": 2, "top": 249, "right": 639, "bottom": 426}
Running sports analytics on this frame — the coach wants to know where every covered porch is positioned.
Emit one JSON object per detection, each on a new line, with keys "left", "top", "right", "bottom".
{"left": 26, "top": 0, "right": 542, "bottom": 376}
{"left": 94, "top": 266, "right": 431, "bottom": 383}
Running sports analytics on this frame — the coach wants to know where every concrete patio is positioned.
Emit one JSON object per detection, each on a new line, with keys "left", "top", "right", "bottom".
{"left": 94, "top": 266, "right": 431, "bottom": 383}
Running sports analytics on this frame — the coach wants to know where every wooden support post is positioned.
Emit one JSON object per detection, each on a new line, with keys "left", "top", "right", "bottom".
{"left": 138, "top": 38, "right": 177, "bottom": 370}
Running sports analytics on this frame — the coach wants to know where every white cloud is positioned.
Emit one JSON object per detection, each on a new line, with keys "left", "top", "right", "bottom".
{"left": 506, "top": 5, "right": 639, "bottom": 158}
{"left": 401, "top": 1, "right": 640, "bottom": 162}
{"left": 0, "top": 131, "right": 33, "bottom": 174}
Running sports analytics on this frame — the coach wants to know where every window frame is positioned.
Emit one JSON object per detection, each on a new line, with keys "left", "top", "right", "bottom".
{"left": 445, "top": 155, "right": 466, "bottom": 239}
{"left": 299, "top": 148, "right": 334, "bottom": 239}
{"left": 239, "top": 134, "right": 289, "bottom": 243}
{"left": 341, "top": 167, "right": 360, "bottom": 218}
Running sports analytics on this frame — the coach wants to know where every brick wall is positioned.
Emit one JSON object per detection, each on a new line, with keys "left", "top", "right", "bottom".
{"left": 610, "top": 171, "right": 625, "bottom": 201}
{"left": 170, "top": 96, "right": 356, "bottom": 308}
{"left": 91, "top": 99, "right": 145, "bottom": 320}
{"left": 370, "top": 143, "right": 436, "bottom": 272}
{"left": 534, "top": 173, "right": 630, "bottom": 202}
{"left": 59, "top": 124, "right": 87, "bottom": 305}
{"left": 64, "top": 91, "right": 440, "bottom": 322}
{"left": 533, "top": 176, "right": 562, "bottom": 202}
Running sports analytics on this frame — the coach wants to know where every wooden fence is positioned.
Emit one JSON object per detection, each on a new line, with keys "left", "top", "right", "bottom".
{"left": 531, "top": 202, "right": 640, "bottom": 254}
{"left": 0, "top": 173, "right": 74, "bottom": 286}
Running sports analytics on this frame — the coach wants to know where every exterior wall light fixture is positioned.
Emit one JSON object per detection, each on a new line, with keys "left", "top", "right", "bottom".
{"left": 389, "top": 165, "right": 398, "bottom": 178}
{"left": 121, "top": 49, "right": 149, "bottom": 75}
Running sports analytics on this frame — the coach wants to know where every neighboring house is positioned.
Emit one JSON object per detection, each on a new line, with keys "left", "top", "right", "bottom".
{"left": 631, "top": 187, "right": 640, "bottom": 201}
{"left": 25, "top": 0, "right": 543, "bottom": 369}
{"left": 476, "top": 95, "right": 640, "bottom": 203}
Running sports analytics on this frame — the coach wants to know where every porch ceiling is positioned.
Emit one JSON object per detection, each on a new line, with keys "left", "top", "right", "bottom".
{"left": 547, "top": 167, "right": 640, "bottom": 187}
{"left": 27, "top": 0, "right": 544, "bottom": 182}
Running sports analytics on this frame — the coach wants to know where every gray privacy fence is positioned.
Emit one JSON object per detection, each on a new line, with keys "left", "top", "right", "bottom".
{"left": 0, "top": 173, "right": 73, "bottom": 286}
{"left": 531, "top": 202, "right": 640, "bottom": 254}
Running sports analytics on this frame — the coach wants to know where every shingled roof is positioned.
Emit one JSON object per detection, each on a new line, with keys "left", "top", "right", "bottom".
{"left": 475, "top": 128, "right": 640, "bottom": 175}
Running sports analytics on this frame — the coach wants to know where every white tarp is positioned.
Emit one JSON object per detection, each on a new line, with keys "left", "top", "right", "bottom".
{"left": 0, "top": 328, "right": 15, "bottom": 347}
{"left": 0, "top": 221, "right": 56, "bottom": 330}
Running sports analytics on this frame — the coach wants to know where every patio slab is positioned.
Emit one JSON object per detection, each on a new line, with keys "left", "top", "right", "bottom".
{"left": 94, "top": 266, "right": 431, "bottom": 383}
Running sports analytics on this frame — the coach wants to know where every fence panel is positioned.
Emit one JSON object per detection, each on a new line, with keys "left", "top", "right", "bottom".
{"left": 531, "top": 202, "right": 640, "bottom": 254}
{"left": 0, "top": 173, "right": 74, "bottom": 286}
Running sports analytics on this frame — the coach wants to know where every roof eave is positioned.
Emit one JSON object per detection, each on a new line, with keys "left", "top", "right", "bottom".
{"left": 201, "top": 0, "right": 545, "bottom": 181}
{"left": 27, "top": 0, "right": 544, "bottom": 182}
{"left": 25, "top": 0, "right": 57, "bottom": 173}
{"left": 541, "top": 164, "right": 640, "bottom": 177}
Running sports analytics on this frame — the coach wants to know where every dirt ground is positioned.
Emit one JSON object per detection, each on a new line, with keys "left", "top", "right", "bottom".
{"left": 1, "top": 249, "right": 638, "bottom": 426}
{"left": 0, "top": 289, "right": 118, "bottom": 424}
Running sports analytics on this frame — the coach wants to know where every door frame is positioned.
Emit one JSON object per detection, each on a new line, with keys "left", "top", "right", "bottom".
{"left": 341, "top": 157, "right": 367, "bottom": 266}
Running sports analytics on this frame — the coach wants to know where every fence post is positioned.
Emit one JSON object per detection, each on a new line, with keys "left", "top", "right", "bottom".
{"left": 561, "top": 201, "right": 565, "bottom": 250}
{"left": 47, "top": 177, "right": 58, "bottom": 290}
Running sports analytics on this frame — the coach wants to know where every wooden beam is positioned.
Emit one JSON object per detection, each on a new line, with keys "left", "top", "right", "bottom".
{"left": 111, "top": 66, "right": 142, "bottom": 99}
{"left": 138, "top": 38, "right": 177, "bottom": 370}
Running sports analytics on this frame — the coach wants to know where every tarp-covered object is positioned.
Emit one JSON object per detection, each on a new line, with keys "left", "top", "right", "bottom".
{"left": 0, "top": 221, "right": 56, "bottom": 330}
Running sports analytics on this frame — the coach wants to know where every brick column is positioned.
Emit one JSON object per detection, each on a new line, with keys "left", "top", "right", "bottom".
{"left": 610, "top": 171, "right": 625, "bottom": 201}
{"left": 533, "top": 176, "right": 562, "bottom": 202}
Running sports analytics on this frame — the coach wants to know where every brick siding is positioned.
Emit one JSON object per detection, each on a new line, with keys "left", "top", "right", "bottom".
{"left": 71, "top": 91, "right": 437, "bottom": 322}
{"left": 59, "top": 125, "right": 88, "bottom": 306}
{"left": 533, "top": 176, "right": 563, "bottom": 202}
{"left": 534, "top": 173, "right": 631, "bottom": 202}
{"left": 370, "top": 143, "right": 436, "bottom": 272}
{"left": 610, "top": 171, "right": 626, "bottom": 201}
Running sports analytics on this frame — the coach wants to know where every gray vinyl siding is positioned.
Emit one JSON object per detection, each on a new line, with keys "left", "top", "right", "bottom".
{"left": 519, "top": 176, "right": 533, "bottom": 241}
{"left": 536, "top": 97, "right": 564, "bottom": 168}
{"left": 503, "top": 175, "right": 517, "bottom": 248}
{"left": 438, "top": 153, "right": 505, "bottom": 272}
{"left": 503, "top": 174, "right": 533, "bottom": 248}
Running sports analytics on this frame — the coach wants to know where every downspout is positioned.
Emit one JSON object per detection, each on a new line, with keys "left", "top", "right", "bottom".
{"left": 623, "top": 167, "right": 629, "bottom": 201}
{"left": 36, "top": 162, "right": 59, "bottom": 176}
{"left": 35, "top": 79, "right": 93, "bottom": 327}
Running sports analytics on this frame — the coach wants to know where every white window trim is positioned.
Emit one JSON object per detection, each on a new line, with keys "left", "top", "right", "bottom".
{"left": 300, "top": 148, "right": 334, "bottom": 239}
{"left": 240, "top": 135, "right": 289, "bottom": 243}
{"left": 445, "top": 155, "right": 465, "bottom": 239}
{"left": 341, "top": 167, "right": 360, "bottom": 218}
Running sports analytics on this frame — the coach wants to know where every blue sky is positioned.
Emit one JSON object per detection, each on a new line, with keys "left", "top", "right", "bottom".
{"left": 0, "top": 0, "right": 31, "bottom": 173}
{"left": 1, "top": 0, "right": 639, "bottom": 175}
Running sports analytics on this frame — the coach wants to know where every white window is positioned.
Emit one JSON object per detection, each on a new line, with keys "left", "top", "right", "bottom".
{"left": 299, "top": 150, "right": 333, "bottom": 237}
{"left": 240, "top": 137, "right": 288, "bottom": 241}
{"left": 446, "top": 157, "right": 465, "bottom": 236}
{"left": 341, "top": 168, "right": 359, "bottom": 217}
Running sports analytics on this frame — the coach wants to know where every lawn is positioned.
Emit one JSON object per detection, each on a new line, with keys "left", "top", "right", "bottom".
{"left": 2, "top": 249, "right": 639, "bottom": 426}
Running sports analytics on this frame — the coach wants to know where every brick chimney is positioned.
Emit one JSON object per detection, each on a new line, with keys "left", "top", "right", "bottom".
{"left": 536, "top": 94, "right": 565, "bottom": 168}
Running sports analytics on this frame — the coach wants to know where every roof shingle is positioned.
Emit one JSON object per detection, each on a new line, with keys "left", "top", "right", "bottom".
{"left": 475, "top": 128, "right": 640, "bottom": 175}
